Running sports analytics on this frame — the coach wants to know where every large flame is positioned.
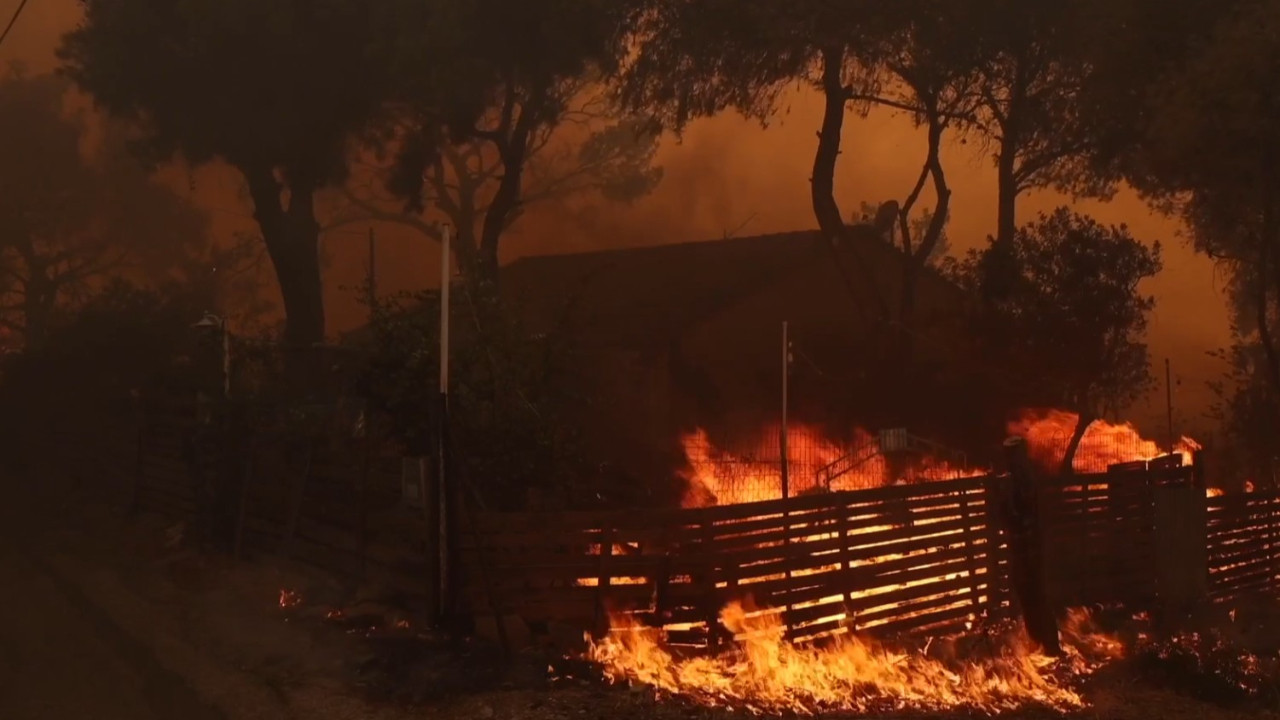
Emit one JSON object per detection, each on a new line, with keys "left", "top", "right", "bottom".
{"left": 681, "top": 411, "right": 1206, "bottom": 507}
{"left": 1010, "top": 409, "right": 1202, "bottom": 473}
{"left": 588, "top": 601, "right": 1124, "bottom": 714}
{"left": 680, "top": 424, "right": 979, "bottom": 507}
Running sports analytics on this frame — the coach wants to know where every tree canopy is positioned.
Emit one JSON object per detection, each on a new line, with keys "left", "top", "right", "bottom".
{"left": 946, "top": 208, "right": 1163, "bottom": 469}
{"left": 0, "top": 69, "right": 207, "bottom": 346}
{"left": 59, "top": 0, "right": 439, "bottom": 348}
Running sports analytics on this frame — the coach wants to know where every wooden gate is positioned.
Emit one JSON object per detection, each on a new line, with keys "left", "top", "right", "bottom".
{"left": 1039, "top": 457, "right": 1204, "bottom": 610}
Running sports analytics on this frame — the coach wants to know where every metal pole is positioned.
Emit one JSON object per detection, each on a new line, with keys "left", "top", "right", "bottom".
{"left": 437, "top": 226, "right": 451, "bottom": 623}
{"left": 1165, "top": 357, "right": 1174, "bottom": 456}
{"left": 780, "top": 321, "right": 790, "bottom": 500}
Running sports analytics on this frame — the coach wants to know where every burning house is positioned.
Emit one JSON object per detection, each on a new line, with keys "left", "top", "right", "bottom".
{"left": 500, "top": 228, "right": 1006, "bottom": 502}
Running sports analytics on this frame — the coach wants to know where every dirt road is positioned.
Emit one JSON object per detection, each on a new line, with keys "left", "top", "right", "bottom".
{"left": 0, "top": 538, "right": 227, "bottom": 719}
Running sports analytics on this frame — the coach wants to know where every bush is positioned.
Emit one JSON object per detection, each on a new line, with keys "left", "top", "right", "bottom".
{"left": 349, "top": 290, "right": 597, "bottom": 511}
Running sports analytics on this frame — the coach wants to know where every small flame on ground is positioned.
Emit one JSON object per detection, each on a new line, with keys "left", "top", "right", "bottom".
{"left": 589, "top": 601, "right": 1124, "bottom": 714}
{"left": 278, "top": 589, "right": 301, "bottom": 609}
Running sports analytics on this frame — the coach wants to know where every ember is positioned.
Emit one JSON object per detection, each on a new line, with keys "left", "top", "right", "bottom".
{"left": 588, "top": 601, "right": 1123, "bottom": 714}
{"left": 278, "top": 589, "right": 301, "bottom": 609}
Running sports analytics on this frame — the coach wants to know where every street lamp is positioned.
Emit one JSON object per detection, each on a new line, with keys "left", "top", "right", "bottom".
{"left": 193, "top": 312, "right": 230, "bottom": 398}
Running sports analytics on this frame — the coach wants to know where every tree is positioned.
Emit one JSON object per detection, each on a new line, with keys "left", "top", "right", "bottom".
{"left": 624, "top": 2, "right": 981, "bottom": 330}
{"left": 946, "top": 208, "right": 1163, "bottom": 472}
{"left": 353, "top": 289, "right": 601, "bottom": 509}
{"left": 327, "top": 77, "right": 663, "bottom": 289}
{"left": 336, "top": 0, "right": 645, "bottom": 293}
{"left": 856, "top": 200, "right": 951, "bottom": 266}
{"left": 1077, "top": 0, "right": 1280, "bottom": 467}
{"left": 59, "top": 0, "right": 435, "bottom": 348}
{"left": 966, "top": 3, "right": 1104, "bottom": 254}
{"left": 0, "top": 69, "right": 207, "bottom": 346}
{"left": 622, "top": 1, "right": 896, "bottom": 315}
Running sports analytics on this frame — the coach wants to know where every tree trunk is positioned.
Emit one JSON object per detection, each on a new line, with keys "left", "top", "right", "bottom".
{"left": 995, "top": 135, "right": 1018, "bottom": 250}
{"left": 1059, "top": 411, "right": 1095, "bottom": 476}
{"left": 245, "top": 165, "right": 325, "bottom": 349}
{"left": 812, "top": 46, "right": 886, "bottom": 319}
{"left": 812, "top": 47, "right": 849, "bottom": 245}
{"left": 476, "top": 81, "right": 544, "bottom": 292}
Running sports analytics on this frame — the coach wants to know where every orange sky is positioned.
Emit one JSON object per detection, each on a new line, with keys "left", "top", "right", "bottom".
{"left": 2, "top": 0, "right": 1231, "bottom": 436}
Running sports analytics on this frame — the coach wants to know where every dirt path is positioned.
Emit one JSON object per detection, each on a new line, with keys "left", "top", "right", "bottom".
{"left": 0, "top": 538, "right": 228, "bottom": 720}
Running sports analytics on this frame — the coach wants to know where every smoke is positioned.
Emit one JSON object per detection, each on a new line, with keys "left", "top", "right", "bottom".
{"left": 2, "top": 4, "right": 1231, "bottom": 429}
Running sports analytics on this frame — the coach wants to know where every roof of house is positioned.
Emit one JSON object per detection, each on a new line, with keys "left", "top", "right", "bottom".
{"left": 500, "top": 228, "right": 963, "bottom": 352}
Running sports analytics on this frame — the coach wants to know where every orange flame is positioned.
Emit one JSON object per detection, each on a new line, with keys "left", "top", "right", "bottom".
{"left": 588, "top": 601, "right": 1122, "bottom": 714}
{"left": 680, "top": 424, "right": 980, "bottom": 507}
{"left": 1010, "top": 409, "right": 1201, "bottom": 473}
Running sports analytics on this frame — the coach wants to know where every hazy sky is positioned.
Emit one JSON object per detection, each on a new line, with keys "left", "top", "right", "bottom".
{"left": 2, "top": 0, "right": 1231, "bottom": 435}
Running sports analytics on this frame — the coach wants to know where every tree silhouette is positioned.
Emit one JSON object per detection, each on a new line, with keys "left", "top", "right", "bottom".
{"left": 946, "top": 208, "right": 1163, "bottom": 472}
{"left": 59, "top": 0, "right": 427, "bottom": 348}
{"left": 0, "top": 70, "right": 207, "bottom": 346}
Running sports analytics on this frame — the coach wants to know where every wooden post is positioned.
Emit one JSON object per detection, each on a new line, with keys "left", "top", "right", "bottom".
{"left": 958, "top": 485, "right": 981, "bottom": 617}
{"left": 700, "top": 519, "right": 720, "bottom": 650}
{"left": 983, "top": 475, "right": 1004, "bottom": 618}
{"left": 1000, "top": 437, "right": 1061, "bottom": 655}
{"left": 837, "top": 497, "right": 854, "bottom": 631}
{"left": 594, "top": 527, "right": 615, "bottom": 637}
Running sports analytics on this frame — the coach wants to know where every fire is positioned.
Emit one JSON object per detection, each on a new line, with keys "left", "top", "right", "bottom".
{"left": 278, "top": 589, "right": 301, "bottom": 609}
{"left": 680, "top": 424, "right": 980, "bottom": 507}
{"left": 1010, "top": 409, "right": 1201, "bottom": 473}
{"left": 589, "top": 601, "right": 1122, "bottom": 714}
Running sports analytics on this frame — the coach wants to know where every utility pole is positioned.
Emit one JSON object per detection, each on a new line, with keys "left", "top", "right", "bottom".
{"left": 780, "top": 321, "right": 791, "bottom": 500}
{"left": 1166, "top": 358, "right": 1175, "bottom": 457}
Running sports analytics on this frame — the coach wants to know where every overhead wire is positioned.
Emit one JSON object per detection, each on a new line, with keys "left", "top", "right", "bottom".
{"left": 0, "top": 0, "right": 32, "bottom": 51}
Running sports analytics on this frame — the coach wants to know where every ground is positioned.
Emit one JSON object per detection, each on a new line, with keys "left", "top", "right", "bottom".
{"left": 2, "top": 463, "right": 1280, "bottom": 720}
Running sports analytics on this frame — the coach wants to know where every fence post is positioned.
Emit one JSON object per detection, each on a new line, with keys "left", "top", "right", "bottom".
{"left": 837, "top": 497, "right": 854, "bottom": 631}
{"left": 983, "top": 476, "right": 1004, "bottom": 618}
{"left": 958, "top": 483, "right": 981, "bottom": 618}
{"left": 1000, "top": 436, "right": 1061, "bottom": 655}
{"left": 594, "top": 526, "right": 615, "bottom": 637}
{"left": 700, "top": 519, "right": 720, "bottom": 651}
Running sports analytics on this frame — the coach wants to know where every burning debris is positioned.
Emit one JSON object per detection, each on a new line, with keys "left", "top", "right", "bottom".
{"left": 587, "top": 601, "right": 1124, "bottom": 715}
{"left": 278, "top": 588, "right": 302, "bottom": 609}
{"left": 1135, "top": 630, "right": 1280, "bottom": 708}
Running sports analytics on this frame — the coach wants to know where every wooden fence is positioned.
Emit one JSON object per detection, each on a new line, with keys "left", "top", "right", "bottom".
{"left": 115, "top": 400, "right": 1280, "bottom": 648}
{"left": 1040, "top": 461, "right": 1200, "bottom": 609}
{"left": 461, "top": 474, "right": 1009, "bottom": 646}
{"left": 1207, "top": 491, "right": 1280, "bottom": 600}
{"left": 132, "top": 398, "right": 430, "bottom": 602}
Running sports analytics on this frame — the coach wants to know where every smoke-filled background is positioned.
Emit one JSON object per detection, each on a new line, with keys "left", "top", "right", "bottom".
{"left": 0, "top": 0, "right": 1226, "bottom": 436}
